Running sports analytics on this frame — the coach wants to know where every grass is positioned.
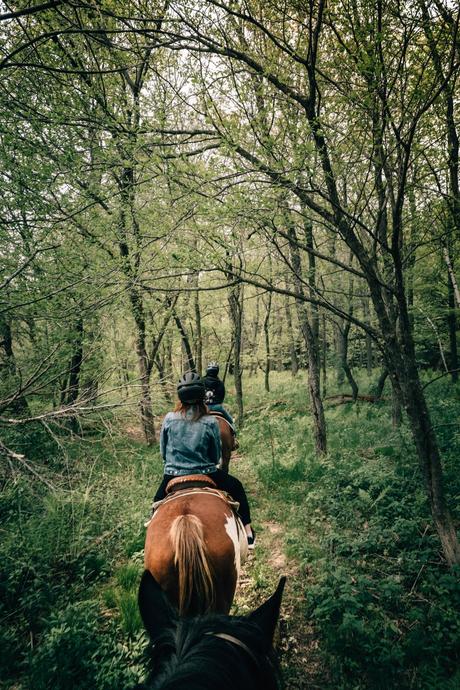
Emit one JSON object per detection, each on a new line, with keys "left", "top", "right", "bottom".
{"left": 0, "top": 430, "right": 160, "bottom": 689}
{"left": 1, "top": 370, "right": 459, "bottom": 689}
{"left": 236, "top": 372, "right": 460, "bottom": 689}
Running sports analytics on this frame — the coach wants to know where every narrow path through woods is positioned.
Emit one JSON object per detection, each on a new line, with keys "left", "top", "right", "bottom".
{"left": 127, "top": 424, "right": 327, "bottom": 688}
{"left": 232, "top": 450, "right": 326, "bottom": 689}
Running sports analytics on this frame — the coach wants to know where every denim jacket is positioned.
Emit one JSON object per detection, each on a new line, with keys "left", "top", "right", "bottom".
{"left": 160, "top": 411, "right": 221, "bottom": 476}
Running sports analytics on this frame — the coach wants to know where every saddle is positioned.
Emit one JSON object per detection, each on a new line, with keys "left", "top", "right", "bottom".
{"left": 152, "top": 475, "right": 240, "bottom": 513}
{"left": 148, "top": 475, "right": 248, "bottom": 569}
{"left": 166, "top": 474, "right": 217, "bottom": 494}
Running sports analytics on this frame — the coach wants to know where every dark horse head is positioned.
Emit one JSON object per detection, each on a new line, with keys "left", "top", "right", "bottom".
{"left": 134, "top": 570, "right": 286, "bottom": 690}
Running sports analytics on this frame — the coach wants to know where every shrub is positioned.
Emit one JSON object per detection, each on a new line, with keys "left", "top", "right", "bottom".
{"left": 28, "top": 600, "right": 145, "bottom": 690}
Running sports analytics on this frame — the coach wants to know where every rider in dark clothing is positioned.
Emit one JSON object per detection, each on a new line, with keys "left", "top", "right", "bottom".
{"left": 204, "top": 363, "right": 226, "bottom": 404}
{"left": 204, "top": 362, "right": 235, "bottom": 430}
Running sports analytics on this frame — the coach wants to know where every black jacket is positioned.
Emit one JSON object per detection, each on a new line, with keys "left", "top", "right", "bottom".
{"left": 204, "top": 374, "right": 225, "bottom": 404}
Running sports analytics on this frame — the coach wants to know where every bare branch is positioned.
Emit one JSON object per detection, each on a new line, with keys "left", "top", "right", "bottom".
{"left": 0, "top": 245, "right": 60, "bottom": 291}
{"left": 0, "top": 1, "right": 62, "bottom": 22}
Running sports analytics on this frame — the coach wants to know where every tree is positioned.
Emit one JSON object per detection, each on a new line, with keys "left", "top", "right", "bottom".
{"left": 152, "top": 0, "right": 460, "bottom": 563}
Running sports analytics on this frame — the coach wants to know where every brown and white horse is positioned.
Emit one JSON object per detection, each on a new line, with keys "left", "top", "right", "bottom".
{"left": 144, "top": 477, "right": 247, "bottom": 615}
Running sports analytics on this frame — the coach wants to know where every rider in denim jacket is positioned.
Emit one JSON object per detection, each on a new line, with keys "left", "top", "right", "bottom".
{"left": 152, "top": 372, "right": 254, "bottom": 547}
{"left": 160, "top": 408, "right": 221, "bottom": 477}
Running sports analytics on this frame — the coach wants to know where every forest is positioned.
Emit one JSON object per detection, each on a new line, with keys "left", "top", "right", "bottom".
{"left": 1, "top": 1, "right": 459, "bottom": 688}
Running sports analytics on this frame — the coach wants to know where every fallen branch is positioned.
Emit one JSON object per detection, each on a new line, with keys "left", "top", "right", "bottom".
{"left": 0, "top": 439, "right": 55, "bottom": 489}
{"left": 422, "top": 369, "right": 460, "bottom": 389}
{"left": 324, "top": 394, "right": 387, "bottom": 405}
{"left": 0, "top": 399, "right": 137, "bottom": 426}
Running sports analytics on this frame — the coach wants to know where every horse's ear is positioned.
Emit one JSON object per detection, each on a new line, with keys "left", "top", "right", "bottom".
{"left": 138, "top": 570, "right": 177, "bottom": 640}
{"left": 248, "top": 576, "right": 286, "bottom": 648}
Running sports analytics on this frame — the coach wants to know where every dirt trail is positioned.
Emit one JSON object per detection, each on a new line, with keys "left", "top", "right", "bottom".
{"left": 234, "top": 459, "right": 326, "bottom": 689}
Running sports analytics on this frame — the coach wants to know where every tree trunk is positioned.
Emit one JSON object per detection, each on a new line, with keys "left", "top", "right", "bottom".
{"left": 115, "top": 64, "right": 157, "bottom": 446}
{"left": 223, "top": 337, "right": 234, "bottom": 383}
{"left": 303, "top": 214, "right": 320, "bottom": 345}
{"left": 287, "top": 221, "right": 327, "bottom": 455}
{"left": 335, "top": 323, "right": 345, "bottom": 386}
{"left": 362, "top": 297, "right": 373, "bottom": 374}
{"left": 228, "top": 281, "right": 244, "bottom": 427}
{"left": 446, "top": 252, "right": 458, "bottom": 383}
{"left": 366, "top": 333, "right": 373, "bottom": 375}
{"left": 284, "top": 293, "right": 299, "bottom": 376}
{"left": 407, "top": 187, "right": 417, "bottom": 327}
{"left": 116, "top": 149, "right": 155, "bottom": 446}
{"left": 155, "top": 352, "right": 173, "bottom": 404}
{"left": 263, "top": 291, "right": 272, "bottom": 392}
{"left": 302, "top": 315, "right": 327, "bottom": 455}
{"left": 375, "top": 368, "right": 388, "bottom": 399}
{"left": 0, "top": 314, "right": 29, "bottom": 414}
{"left": 397, "top": 361, "right": 460, "bottom": 564}
{"left": 61, "top": 318, "right": 84, "bottom": 432}
{"left": 444, "top": 246, "right": 460, "bottom": 309}
{"left": 133, "top": 303, "right": 156, "bottom": 445}
{"left": 391, "top": 382, "right": 402, "bottom": 428}
{"left": 247, "top": 294, "right": 260, "bottom": 376}
{"left": 173, "top": 308, "right": 196, "bottom": 373}
{"left": 347, "top": 207, "right": 460, "bottom": 563}
{"left": 378, "top": 267, "right": 460, "bottom": 564}
{"left": 119, "top": 358, "right": 130, "bottom": 398}
{"left": 119, "top": 236, "right": 156, "bottom": 445}
{"left": 194, "top": 288, "right": 203, "bottom": 376}
{"left": 164, "top": 336, "right": 174, "bottom": 400}
{"left": 274, "top": 308, "right": 283, "bottom": 372}
{"left": 321, "top": 313, "right": 327, "bottom": 398}
{"left": 64, "top": 317, "right": 84, "bottom": 406}
{"left": 339, "top": 322, "right": 359, "bottom": 401}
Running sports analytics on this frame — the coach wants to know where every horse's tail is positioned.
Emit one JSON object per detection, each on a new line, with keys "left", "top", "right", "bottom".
{"left": 170, "top": 514, "right": 215, "bottom": 615}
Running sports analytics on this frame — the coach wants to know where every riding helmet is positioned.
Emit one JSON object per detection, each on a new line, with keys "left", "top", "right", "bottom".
{"left": 177, "top": 371, "right": 205, "bottom": 403}
{"left": 206, "top": 361, "right": 219, "bottom": 376}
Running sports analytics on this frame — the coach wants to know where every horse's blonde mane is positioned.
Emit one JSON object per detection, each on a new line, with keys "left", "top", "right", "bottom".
{"left": 170, "top": 514, "right": 215, "bottom": 615}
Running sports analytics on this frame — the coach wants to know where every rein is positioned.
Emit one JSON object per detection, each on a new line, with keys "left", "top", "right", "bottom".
{"left": 207, "top": 631, "right": 262, "bottom": 670}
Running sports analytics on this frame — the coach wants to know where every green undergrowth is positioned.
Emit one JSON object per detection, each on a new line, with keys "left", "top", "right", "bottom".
{"left": 0, "top": 429, "right": 161, "bottom": 689}
{"left": 1, "top": 372, "right": 459, "bottom": 689}
{"left": 241, "top": 372, "right": 460, "bottom": 690}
